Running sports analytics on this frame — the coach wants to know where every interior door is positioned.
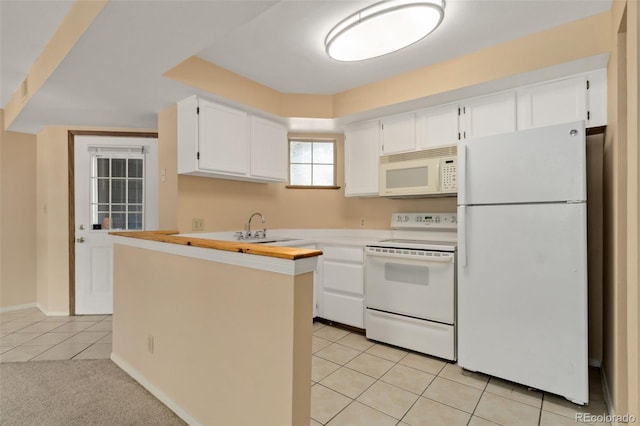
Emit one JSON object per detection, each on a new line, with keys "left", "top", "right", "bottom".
{"left": 74, "top": 136, "right": 158, "bottom": 314}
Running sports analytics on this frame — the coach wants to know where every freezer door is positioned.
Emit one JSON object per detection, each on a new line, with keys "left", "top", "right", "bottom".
{"left": 457, "top": 203, "right": 588, "bottom": 404}
{"left": 458, "top": 121, "right": 586, "bottom": 205}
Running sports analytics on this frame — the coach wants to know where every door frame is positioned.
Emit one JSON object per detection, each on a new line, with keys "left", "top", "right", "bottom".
{"left": 67, "top": 130, "right": 158, "bottom": 315}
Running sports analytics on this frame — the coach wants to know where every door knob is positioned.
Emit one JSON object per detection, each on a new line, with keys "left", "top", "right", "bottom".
{"left": 76, "top": 237, "right": 85, "bottom": 243}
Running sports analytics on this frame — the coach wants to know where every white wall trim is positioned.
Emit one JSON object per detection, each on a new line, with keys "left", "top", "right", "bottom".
{"left": 110, "top": 353, "right": 201, "bottom": 426}
{"left": 0, "top": 303, "right": 36, "bottom": 313}
{"left": 35, "top": 303, "right": 69, "bottom": 316}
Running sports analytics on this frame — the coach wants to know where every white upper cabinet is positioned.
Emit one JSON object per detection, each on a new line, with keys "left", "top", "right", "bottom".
{"left": 586, "top": 68, "right": 607, "bottom": 128}
{"left": 198, "top": 99, "right": 249, "bottom": 175}
{"left": 380, "top": 113, "right": 416, "bottom": 154}
{"left": 462, "top": 91, "right": 517, "bottom": 139}
{"left": 416, "top": 104, "right": 459, "bottom": 149}
{"left": 344, "top": 121, "right": 379, "bottom": 197}
{"left": 177, "top": 95, "right": 287, "bottom": 183}
{"left": 249, "top": 116, "right": 287, "bottom": 181}
{"left": 517, "top": 75, "right": 587, "bottom": 131}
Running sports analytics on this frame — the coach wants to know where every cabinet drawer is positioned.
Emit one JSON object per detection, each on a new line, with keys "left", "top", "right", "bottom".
{"left": 323, "top": 261, "right": 363, "bottom": 295}
{"left": 323, "top": 292, "right": 364, "bottom": 328}
{"left": 322, "top": 246, "right": 363, "bottom": 263}
{"left": 365, "top": 309, "right": 455, "bottom": 360}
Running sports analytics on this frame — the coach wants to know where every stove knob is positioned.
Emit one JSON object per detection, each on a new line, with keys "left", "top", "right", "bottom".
{"left": 404, "top": 215, "right": 409, "bottom": 222}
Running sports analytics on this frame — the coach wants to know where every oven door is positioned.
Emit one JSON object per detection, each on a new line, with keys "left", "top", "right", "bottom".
{"left": 365, "top": 246, "right": 455, "bottom": 324}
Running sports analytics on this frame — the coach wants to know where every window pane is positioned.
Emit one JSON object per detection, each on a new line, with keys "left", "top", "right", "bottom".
{"left": 313, "top": 143, "right": 334, "bottom": 164}
{"left": 97, "top": 179, "right": 109, "bottom": 203}
{"left": 111, "top": 179, "right": 126, "bottom": 203}
{"left": 97, "top": 213, "right": 109, "bottom": 227}
{"left": 112, "top": 204, "right": 125, "bottom": 212}
{"left": 98, "top": 204, "right": 109, "bottom": 212}
{"left": 97, "top": 158, "right": 110, "bottom": 178}
{"left": 290, "top": 141, "right": 312, "bottom": 163}
{"left": 290, "top": 164, "right": 312, "bottom": 185}
{"left": 313, "top": 165, "right": 334, "bottom": 186}
{"left": 112, "top": 159, "right": 126, "bottom": 177}
{"left": 128, "top": 213, "right": 143, "bottom": 230}
{"left": 128, "top": 159, "right": 143, "bottom": 178}
{"left": 128, "top": 180, "right": 143, "bottom": 203}
{"left": 111, "top": 213, "right": 126, "bottom": 230}
{"left": 129, "top": 205, "right": 143, "bottom": 212}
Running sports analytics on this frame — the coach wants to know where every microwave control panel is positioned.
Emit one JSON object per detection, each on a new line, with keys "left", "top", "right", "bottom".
{"left": 440, "top": 157, "right": 457, "bottom": 192}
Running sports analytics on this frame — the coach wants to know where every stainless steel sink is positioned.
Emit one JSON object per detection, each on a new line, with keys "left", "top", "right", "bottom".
{"left": 249, "top": 238, "right": 300, "bottom": 244}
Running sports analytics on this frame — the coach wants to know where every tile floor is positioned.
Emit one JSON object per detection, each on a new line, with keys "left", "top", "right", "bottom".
{"left": 1, "top": 308, "right": 610, "bottom": 426}
{"left": 0, "top": 307, "right": 111, "bottom": 362}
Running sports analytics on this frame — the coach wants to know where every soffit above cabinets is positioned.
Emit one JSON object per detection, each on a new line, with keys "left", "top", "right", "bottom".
{"left": 1, "top": 0, "right": 612, "bottom": 133}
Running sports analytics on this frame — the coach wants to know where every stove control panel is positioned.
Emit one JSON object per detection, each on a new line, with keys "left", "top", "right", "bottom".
{"left": 392, "top": 213, "right": 457, "bottom": 229}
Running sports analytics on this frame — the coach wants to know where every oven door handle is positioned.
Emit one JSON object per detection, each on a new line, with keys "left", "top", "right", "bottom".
{"left": 366, "top": 250, "right": 454, "bottom": 263}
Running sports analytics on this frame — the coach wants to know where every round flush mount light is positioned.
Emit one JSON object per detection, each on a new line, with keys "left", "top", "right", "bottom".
{"left": 325, "top": 0, "right": 445, "bottom": 62}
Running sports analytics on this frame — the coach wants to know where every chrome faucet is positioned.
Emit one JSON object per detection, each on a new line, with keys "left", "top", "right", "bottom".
{"left": 245, "top": 212, "right": 266, "bottom": 239}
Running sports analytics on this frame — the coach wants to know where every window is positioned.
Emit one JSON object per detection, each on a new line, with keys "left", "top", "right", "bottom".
{"left": 288, "top": 139, "right": 337, "bottom": 188}
{"left": 90, "top": 150, "right": 145, "bottom": 230}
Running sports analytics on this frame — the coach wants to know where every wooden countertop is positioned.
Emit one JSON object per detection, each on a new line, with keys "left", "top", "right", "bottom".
{"left": 109, "top": 230, "right": 323, "bottom": 261}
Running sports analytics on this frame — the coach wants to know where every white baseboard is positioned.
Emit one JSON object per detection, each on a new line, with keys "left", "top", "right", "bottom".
{"left": 110, "top": 353, "right": 201, "bottom": 426}
{"left": 0, "top": 303, "right": 36, "bottom": 313}
{"left": 35, "top": 303, "right": 69, "bottom": 317}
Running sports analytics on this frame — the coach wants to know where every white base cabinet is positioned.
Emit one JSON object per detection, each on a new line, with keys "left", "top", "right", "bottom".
{"left": 318, "top": 245, "right": 365, "bottom": 328}
{"left": 177, "top": 95, "right": 287, "bottom": 183}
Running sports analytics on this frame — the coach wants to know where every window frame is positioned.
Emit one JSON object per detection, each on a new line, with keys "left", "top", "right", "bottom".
{"left": 286, "top": 138, "right": 340, "bottom": 189}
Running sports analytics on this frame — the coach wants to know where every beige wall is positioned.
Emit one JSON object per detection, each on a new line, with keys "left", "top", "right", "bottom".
{"left": 0, "top": 123, "right": 37, "bottom": 309}
{"left": 602, "top": 0, "right": 640, "bottom": 419}
{"left": 112, "top": 244, "right": 312, "bottom": 425}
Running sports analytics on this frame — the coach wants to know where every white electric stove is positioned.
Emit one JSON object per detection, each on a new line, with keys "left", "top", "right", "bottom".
{"left": 365, "top": 213, "right": 458, "bottom": 361}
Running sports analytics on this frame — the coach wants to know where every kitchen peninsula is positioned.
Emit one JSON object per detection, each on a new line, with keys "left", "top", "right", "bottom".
{"left": 109, "top": 231, "right": 321, "bottom": 426}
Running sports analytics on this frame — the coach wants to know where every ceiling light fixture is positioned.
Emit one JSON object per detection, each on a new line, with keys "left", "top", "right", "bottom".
{"left": 325, "top": 0, "right": 445, "bottom": 62}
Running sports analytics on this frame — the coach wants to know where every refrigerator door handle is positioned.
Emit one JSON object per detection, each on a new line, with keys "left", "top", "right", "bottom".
{"left": 458, "top": 144, "right": 467, "bottom": 205}
{"left": 459, "top": 205, "right": 467, "bottom": 268}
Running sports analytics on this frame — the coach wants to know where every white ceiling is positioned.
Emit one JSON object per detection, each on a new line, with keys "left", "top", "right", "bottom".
{"left": 0, "top": 0, "right": 612, "bottom": 133}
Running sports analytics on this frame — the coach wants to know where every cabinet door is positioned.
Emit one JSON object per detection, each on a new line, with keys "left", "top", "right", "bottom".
{"left": 463, "top": 92, "right": 516, "bottom": 139}
{"left": 380, "top": 113, "right": 416, "bottom": 154}
{"left": 517, "top": 75, "right": 587, "bottom": 131}
{"left": 416, "top": 104, "right": 460, "bottom": 149}
{"left": 198, "top": 99, "right": 249, "bottom": 175}
{"left": 344, "top": 122, "right": 379, "bottom": 197}
{"left": 250, "top": 116, "right": 287, "bottom": 181}
{"left": 586, "top": 69, "right": 607, "bottom": 128}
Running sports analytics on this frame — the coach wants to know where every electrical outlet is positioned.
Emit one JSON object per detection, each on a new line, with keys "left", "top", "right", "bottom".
{"left": 147, "top": 335, "right": 154, "bottom": 354}
{"left": 360, "top": 218, "right": 365, "bottom": 228}
{"left": 192, "top": 218, "right": 204, "bottom": 231}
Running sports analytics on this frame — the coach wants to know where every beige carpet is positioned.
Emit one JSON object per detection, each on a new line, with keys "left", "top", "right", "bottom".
{"left": 0, "top": 359, "right": 187, "bottom": 426}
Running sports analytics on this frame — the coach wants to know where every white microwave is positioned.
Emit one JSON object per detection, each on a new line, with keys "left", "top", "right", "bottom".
{"left": 379, "top": 145, "right": 457, "bottom": 197}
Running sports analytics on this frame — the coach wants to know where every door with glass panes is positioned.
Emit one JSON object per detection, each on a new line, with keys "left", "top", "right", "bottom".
{"left": 74, "top": 136, "right": 158, "bottom": 314}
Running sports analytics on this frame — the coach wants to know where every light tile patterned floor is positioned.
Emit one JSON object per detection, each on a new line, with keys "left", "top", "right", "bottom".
{"left": 1, "top": 309, "right": 610, "bottom": 426}
{"left": 0, "top": 308, "right": 111, "bottom": 362}
{"left": 310, "top": 322, "right": 611, "bottom": 426}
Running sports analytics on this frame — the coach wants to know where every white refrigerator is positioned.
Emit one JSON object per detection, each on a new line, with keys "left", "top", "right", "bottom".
{"left": 457, "top": 120, "right": 589, "bottom": 404}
